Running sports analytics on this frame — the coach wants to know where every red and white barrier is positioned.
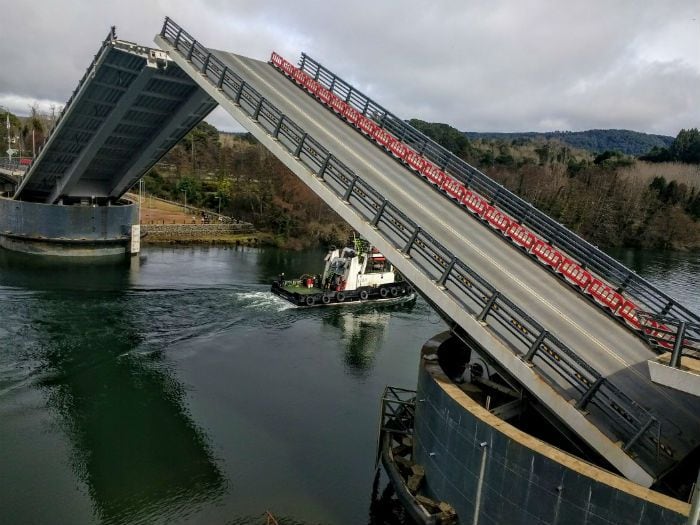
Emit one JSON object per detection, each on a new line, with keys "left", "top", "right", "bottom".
{"left": 507, "top": 223, "right": 536, "bottom": 251}
{"left": 269, "top": 51, "right": 666, "bottom": 341}
{"left": 483, "top": 207, "right": 512, "bottom": 234}
{"left": 532, "top": 240, "right": 563, "bottom": 270}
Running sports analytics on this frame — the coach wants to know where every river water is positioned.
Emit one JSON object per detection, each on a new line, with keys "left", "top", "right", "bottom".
{"left": 0, "top": 246, "right": 697, "bottom": 525}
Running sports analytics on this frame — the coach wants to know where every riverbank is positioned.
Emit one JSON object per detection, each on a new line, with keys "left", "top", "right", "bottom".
{"left": 128, "top": 193, "right": 265, "bottom": 246}
{"left": 141, "top": 223, "right": 262, "bottom": 246}
{"left": 131, "top": 193, "right": 343, "bottom": 249}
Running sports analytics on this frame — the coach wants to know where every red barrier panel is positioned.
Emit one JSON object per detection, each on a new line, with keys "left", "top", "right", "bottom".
{"left": 357, "top": 115, "right": 378, "bottom": 136}
{"left": 587, "top": 279, "right": 623, "bottom": 313}
{"left": 316, "top": 86, "right": 332, "bottom": 104}
{"left": 270, "top": 52, "right": 283, "bottom": 67}
{"left": 305, "top": 78, "right": 319, "bottom": 95}
{"left": 506, "top": 223, "right": 536, "bottom": 250}
{"left": 293, "top": 68, "right": 307, "bottom": 86}
{"left": 618, "top": 300, "right": 642, "bottom": 330}
{"left": 343, "top": 105, "right": 361, "bottom": 125}
{"left": 532, "top": 239, "right": 563, "bottom": 270}
{"left": 281, "top": 59, "right": 295, "bottom": 77}
{"left": 422, "top": 163, "right": 445, "bottom": 186}
{"left": 389, "top": 139, "right": 409, "bottom": 160}
{"left": 405, "top": 150, "right": 426, "bottom": 172}
{"left": 373, "top": 127, "right": 394, "bottom": 148}
{"left": 559, "top": 258, "right": 592, "bottom": 291}
{"left": 463, "top": 190, "right": 488, "bottom": 216}
{"left": 442, "top": 177, "right": 467, "bottom": 201}
{"left": 483, "top": 207, "right": 512, "bottom": 233}
{"left": 329, "top": 94, "right": 346, "bottom": 114}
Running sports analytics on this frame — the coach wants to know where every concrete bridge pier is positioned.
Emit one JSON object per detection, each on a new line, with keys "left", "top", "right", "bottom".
{"left": 0, "top": 196, "right": 137, "bottom": 257}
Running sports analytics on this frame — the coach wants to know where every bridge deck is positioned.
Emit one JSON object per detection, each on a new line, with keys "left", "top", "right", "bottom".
{"left": 15, "top": 32, "right": 216, "bottom": 203}
{"left": 207, "top": 49, "right": 699, "bottom": 471}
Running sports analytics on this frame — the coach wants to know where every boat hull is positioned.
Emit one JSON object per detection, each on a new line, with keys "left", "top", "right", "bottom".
{"left": 271, "top": 280, "right": 414, "bottom": 307}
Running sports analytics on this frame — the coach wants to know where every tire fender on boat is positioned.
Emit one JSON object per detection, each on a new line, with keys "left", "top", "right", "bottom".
{"left": 390, "top": 287, "right": 398, "bottom": 297}
{"left": 360, "top": 290, "right": 369, "bottom": 300}
{"left": 379, "top": 287, "right": 389, "bottom": 298}
{"left": 306, "top": 295, "right": 315, "bottom": 306}
{"left": 322, "top": 294, "right": 331, "bottom": 304}
{"left": 336, "top": 292, "right": 345, "bottom": 302}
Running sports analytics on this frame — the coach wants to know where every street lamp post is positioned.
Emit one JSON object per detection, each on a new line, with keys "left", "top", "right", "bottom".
{"left": 216, "top": 195, "right": 221, "bottom": 215}
{"left": 138, "top": 178, "right": 144, "bottom": 224}
{"left": 181, "top": 190, "right": 187, "bottom": 212}
{"left": 2, "top": 106, "right": 12, "bottom": 162}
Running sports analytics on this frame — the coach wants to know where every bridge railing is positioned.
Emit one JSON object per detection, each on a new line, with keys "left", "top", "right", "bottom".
{"left": 0, "top": 158, "right": 28, "bottom": 173}
{"left": 296, "top": 54, "right": 699, "bottom": 328}
{"left": 159, "top": 17, "right": 673, "bottom": 477}
{"left": 640, "top": 313, "right": 700, "bottom": 365}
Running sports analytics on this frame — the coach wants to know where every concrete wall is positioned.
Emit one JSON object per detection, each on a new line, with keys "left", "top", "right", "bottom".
{"left": 141, "top": 223, "right": 254, "bottom": 235}
{"left": 0, "top": 197, "right": 136, "bottom": 256}
{"left": 413, "top": 346, "right": 689, "bottom": 524}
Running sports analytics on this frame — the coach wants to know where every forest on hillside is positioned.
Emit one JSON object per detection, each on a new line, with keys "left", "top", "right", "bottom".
{"left": 463, "top": 129, "right": 674, "bottom": 156}
{"left": 413, "top": 120, "right": 700, "bottom": 250}
{"left": 144, "top": 120, "right": 700, "bottom": 251}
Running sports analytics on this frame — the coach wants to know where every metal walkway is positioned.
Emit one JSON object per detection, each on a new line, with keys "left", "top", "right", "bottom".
{"left": 155, "top": 18, "right": 699, "bottom": 487}
{"left": 14, "top": 27, "right": 216, "bottom": 203}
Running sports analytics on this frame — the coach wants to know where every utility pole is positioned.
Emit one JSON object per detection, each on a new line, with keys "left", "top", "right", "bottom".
{"left": 191, "top": 136, "right": 195, "bottom": 175}
{"left": 138, "top": 178, "right": 144, "bottom": 224}
{"left": 5, "top": 110, "right": 10, "bottom": 160}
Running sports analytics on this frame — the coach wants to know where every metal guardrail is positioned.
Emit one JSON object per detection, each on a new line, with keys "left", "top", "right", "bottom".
{"left": 159, "top": 17, "right": 674, "bottom": 476}
{"left": 0, "top": 158, "right": 28, "bottom": 174}
{"left": 640, "top": 314, "right": 700, "bottom": 366}
{"left": 380, "top": 386, "right": 416, "bottom": 438}
{"left": 296, "top": 54, "right": 700, "bottom": 328}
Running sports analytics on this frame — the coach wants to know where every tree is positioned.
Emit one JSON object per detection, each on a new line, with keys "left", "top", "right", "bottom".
{"left": 687, "top": 194, "right": 700, "bottom": 220}
{"left": 0, "top": 109, "right": 21, "bottom": 156}
{"left": 649, "top": 176, "right": 667, "bottom": 194}
{"left": 176, "top": 176, "right": 203, "bottom": 206}
{"left": 593, "top": 150, "right": 633, "bottom": 169}
{"left": 639, "top": 145, "right": 672, "bottom": 163}
{"left": 407, "top": 119, "right": 473, "bottom": 158}
{"left": 670, "top": 128, "right": 700, "bottom": 164}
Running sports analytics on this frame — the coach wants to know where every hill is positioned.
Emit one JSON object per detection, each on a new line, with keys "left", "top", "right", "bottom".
{"left": 463, "top": 129, "right": 674, "bottom": 156}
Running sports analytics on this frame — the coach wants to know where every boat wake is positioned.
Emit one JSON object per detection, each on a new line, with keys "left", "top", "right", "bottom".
{"left": 236, "top": 291, "right": 295, "bottom": 312}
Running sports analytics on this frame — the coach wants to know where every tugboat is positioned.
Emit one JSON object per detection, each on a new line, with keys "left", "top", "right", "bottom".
{"left": 271, "top": 238, "right": 414, "bottom": 307}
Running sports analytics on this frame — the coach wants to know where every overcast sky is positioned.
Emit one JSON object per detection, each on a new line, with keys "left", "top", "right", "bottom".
{"left": 0, "top": 1, "right": 697, "bottom": 136}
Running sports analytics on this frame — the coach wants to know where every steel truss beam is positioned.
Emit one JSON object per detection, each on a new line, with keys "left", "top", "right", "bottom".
{"left": 46, "top": 65, "right": 158, "bottom": 203}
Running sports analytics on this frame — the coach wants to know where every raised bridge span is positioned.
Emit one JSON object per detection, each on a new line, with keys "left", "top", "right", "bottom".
{"left": 15, "top": 18, "right": 699, "bottom": 489}
{"left": 154, "top": 19, "right": 700, "bottom": 488}
{"left": 14, "top": 27, "right": 216, "bottom": 204}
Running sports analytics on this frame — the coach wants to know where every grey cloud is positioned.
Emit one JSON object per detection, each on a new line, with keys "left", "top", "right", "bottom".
{"left": 0, "top": 0, "right": 697, "bottom": 135}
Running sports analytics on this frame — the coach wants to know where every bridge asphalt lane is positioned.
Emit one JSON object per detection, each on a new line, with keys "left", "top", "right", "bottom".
{"left": 211, "top": 49, "right": 700, "bottom": 457}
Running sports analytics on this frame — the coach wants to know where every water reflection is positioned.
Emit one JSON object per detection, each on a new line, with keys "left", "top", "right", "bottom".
{"left": 0, "top": 250, "right": 226, "bottom": 524}
{"left": 607, "top": 248, "right": 700, "bottom": 312}
{"left": 367, "top": 469, "right": 417, "bottom": 525}
{"left": 323, "top": 301, "right": 416, "bottom": 375}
